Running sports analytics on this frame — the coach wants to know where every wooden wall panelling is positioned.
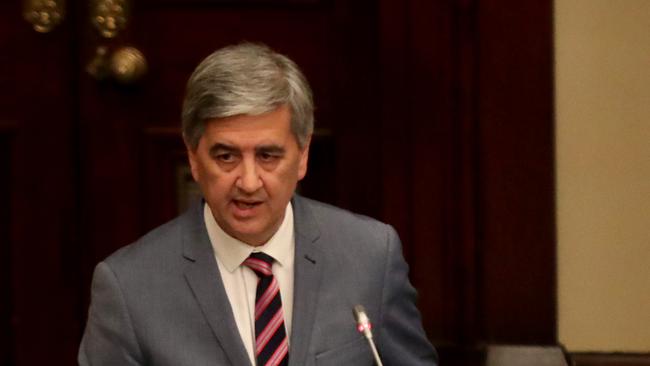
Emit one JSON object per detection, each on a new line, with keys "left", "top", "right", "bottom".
{"left": 329, "top": 0, "right": 383, "bottom": 218}
{"left": 7, "top": 7, "right": 82, "bottom": 364}
{"left": 448, "top": 0, "right": 481, "bottom": 346}
{"left": 1, "top": 4, "right": 18, "bottom": 365}
{"left": 409, "top": 0, "right": 459, "bottom": 344}
{"left": 378, "top": 0, "right": 556, "bottom": 355}
{"left": 571, "top": 353, "right": 650, "bottom": 366}
{"left": 141, "top": 127, "right": 189, "bottom": 230}
{"left": 476, "top": 0, "right": 556, "bottom": 344}
{"left": 377, "top": 0, "right": 485, "bottom": 348}
{"left": 378, "top": 0, "right": 457, "bottom": 345}
{"left": 378, "top": 0, "right": 411, "bottom": 256}
{"left": 436, "top": 344, "right": 487, "bottom": 366}
{"left": 298, "top": 130, "right": 336, "bottom": 204}
{"left": 78, "top": 81, "right": 150, "bottom": 268}
{"left": 0, "top": 130, "right": 14, "bottom": 366}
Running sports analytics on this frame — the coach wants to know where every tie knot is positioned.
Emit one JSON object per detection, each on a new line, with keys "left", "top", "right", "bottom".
{"left": 243, "top": 252, "right": 274, "bottom": 277}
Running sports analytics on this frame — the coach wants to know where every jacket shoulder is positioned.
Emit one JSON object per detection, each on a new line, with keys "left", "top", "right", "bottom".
{"left": 299, "top": 195, "right": 388, "bottom": 224}
{"left": 295, "top": 196, "right": 396, "bottom": 248}
{"left": 102, "top": 206, "right": 198, "bottom": 271}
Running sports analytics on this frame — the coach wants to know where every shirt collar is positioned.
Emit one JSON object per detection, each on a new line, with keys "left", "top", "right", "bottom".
{"left": 204, "top": 202, "right": 294, "bottom": 272}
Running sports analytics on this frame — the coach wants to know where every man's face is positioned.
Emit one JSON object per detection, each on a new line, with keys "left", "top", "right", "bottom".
{"left": 187, "top": 105, "right": 310, "bottom": 246}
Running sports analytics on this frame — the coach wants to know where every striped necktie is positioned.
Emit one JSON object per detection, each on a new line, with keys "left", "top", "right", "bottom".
{"left": 243, "top": 252, "right": 289, "bottom": 366}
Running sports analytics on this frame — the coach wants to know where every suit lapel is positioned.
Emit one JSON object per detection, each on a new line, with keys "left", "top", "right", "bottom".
{"left": 289, "top": 196, "right": 324, "bottom": 366}
{"left": 181, "top": 204, "right": 252, "bottom": 366}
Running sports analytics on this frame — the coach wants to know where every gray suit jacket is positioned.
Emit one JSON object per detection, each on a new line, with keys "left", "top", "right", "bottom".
{"left": 79, "top": 196, "right": 438, "bottom": 365}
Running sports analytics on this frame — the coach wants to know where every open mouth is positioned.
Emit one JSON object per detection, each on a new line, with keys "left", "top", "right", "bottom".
{"left": 233, "top": 200, "right": 261, "bottom": 210}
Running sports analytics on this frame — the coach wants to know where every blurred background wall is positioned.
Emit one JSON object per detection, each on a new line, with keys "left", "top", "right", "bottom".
{"left": 555, "top": 0, "right": 650, "bottom": 353}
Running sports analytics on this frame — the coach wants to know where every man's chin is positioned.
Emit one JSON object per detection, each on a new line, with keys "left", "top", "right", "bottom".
{"left": 227, "top": 223, "right": 270, "bottom": 246}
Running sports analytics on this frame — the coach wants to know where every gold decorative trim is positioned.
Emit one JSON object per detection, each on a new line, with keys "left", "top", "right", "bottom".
{"left": 23, "top": 0, "right": 65, "bottom": 33}
{"left": 91, "top": 0, "right": 128, "bottom": 38}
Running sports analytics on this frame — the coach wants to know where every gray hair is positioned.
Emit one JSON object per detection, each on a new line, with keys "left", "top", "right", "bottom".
{"left": 182, "top": 43, "right": 314, "bottom": 150}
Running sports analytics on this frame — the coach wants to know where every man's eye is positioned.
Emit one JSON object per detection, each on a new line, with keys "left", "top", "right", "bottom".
{"left": 216, "top": 153, "right": 235, "bottom": 163}
{"left": 259, "top": 152, "right": 278, "bottom": 162}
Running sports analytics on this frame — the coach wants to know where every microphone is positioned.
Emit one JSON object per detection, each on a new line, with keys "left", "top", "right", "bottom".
{"left": 353, "top": 305, "right": 384, "bottom": 366}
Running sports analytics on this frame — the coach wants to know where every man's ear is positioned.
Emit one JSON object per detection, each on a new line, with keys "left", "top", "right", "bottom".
{"left": 298, "top": 135, "right": 311, "bottom": 181}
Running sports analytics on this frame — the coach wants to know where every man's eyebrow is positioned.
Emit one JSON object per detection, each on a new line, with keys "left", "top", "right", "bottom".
{"left": 256, "top": 145, "right": 285, "bottom": 154}
{"left": 208, "top": 143, "right": 238, "bottom": 155}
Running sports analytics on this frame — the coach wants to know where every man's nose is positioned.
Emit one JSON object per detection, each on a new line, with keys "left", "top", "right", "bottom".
{"left": 236, "top": 157, "right": 263, "bottom": 193}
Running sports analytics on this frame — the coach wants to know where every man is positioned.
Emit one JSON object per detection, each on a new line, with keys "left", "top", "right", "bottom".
{"left": 79, "top": 43, "right": 437, "bottom": 366}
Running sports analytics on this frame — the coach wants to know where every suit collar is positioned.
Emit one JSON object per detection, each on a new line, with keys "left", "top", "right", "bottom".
{"left": 291, "top": 195, "right": 321, "bottom": 243}
{"left": 180, "top": 201, "right": 207, "bottom": 262}
{"left": 181, "top": 202, "right": 252, "bottom": 366}
{"left": 288, "top": 195, "right": 324, "bottom": 366}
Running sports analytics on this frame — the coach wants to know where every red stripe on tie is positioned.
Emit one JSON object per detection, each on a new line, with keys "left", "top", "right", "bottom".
{"left": 255, "top": 278, "right": 280, "bottom": 319}
{"left": 255, "top": 309, "right": 284, "bottom": 355}
{"left": 265, "top": 338, "right": 288, "bottom": 366}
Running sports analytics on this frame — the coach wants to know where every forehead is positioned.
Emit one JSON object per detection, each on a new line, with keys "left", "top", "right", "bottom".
{"left": 201, "top": 105, "right": 295, "bottom": 147}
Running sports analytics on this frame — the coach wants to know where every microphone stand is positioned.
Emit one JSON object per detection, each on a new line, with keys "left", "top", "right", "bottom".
{"left": 353, "top": 305, "right": 384, "bottom": 366}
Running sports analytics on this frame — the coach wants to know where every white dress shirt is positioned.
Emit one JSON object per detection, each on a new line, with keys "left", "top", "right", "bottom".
{"left": 203, "top": 203, "right": 295, "bottom": 366}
